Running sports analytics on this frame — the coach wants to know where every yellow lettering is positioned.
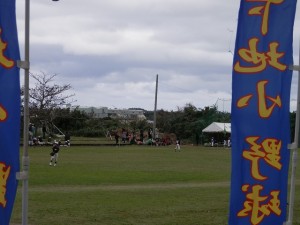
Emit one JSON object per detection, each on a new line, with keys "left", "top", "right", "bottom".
{"left": 238, "top": 184, "right": 281, "bottom": 225}
{"left": 0, "top": 29, "right": 14, "bottom": 69}
{"left": 0, "top": 163, "right": 11, "bottom": 208}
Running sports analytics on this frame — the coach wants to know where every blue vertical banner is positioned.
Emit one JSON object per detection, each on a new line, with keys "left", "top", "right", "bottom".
{"left": 229, "top": 0, "right": 297, "bottom": 225}
{"left": 0, "top": 0, "right": 20, "bottom": 224}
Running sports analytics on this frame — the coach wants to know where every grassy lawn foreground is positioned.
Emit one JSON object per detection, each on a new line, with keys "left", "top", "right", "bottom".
{"left": 10, "top": 145, "right": 300, "bottom": 225}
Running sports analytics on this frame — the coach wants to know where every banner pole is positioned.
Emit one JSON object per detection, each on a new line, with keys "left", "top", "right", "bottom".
{"left": 17, "top": 1, "right": 59, "bottom": 224}
{"left": 22, "top": 0, "right": 30, "bottom": 224}
{"left": 16, "top": 0, "right": 30, "bottom": 224}
{"left": 285, "top": 40, "right": 300, "bottom": 225}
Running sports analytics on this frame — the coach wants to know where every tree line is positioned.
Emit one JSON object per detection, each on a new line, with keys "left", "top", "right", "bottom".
{"left": 25, "top": 103, "right": 231, "bottom": 145}
{"left": 22, "top": 72, "right": 297, "bottom": 145}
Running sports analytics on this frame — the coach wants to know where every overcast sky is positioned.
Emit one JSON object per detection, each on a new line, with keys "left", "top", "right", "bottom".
{"left": 15, "top": 0, "right": 300, "bottom": 112}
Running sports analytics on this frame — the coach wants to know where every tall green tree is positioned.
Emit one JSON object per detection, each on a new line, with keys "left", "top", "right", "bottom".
{"left": 155, "top": 104, "right": 230, "bottom": 144}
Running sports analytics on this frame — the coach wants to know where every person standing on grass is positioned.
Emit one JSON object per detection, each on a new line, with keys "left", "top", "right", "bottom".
{"left": 115, "top": 131, "right": 119, "bottom": 146}
{"left": 211, "top": 137, "right": 214, "bottom": 147}
{"left": 122, "top": 128, "right": 127, "bottom": 143}
{"left": 49, "top": 141, "right": 60, "bottom": 166}
{"left": 42, "top": 123, "right": 47, "bottom": 139}
{"left": 175, "top": 139, "right": 181, "bottom": 152}
{"left": 64, "top": 131, "right": 71, "bottom": 147}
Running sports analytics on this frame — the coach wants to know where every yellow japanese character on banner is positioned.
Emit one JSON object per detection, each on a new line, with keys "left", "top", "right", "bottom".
{"left": 0, "top": 163, "right": 11, "bottom": 208}
{"left": 0, "top": 28, "right": 14, "bottom": 69}
{"left": 243, "top": 136, "right": 282, "bottom": 180}
{"left": 234, "top": 38, "right": 286, "bottom": 73}
{"left": 247, "top": 0, "right": 285, "bottom": 36}
{"left": 237, "top": 80, "right": 281, "bottom": 118}
{"left": 238, "top": 184, "right": 281, "bottom": 225}
{"left": 0, "top": 104, "right": 7, "bottom": 121}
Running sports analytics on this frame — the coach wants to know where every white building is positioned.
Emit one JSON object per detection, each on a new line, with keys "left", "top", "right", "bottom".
{"left": 71, "top": 106, "right": 146, "bottom": 120}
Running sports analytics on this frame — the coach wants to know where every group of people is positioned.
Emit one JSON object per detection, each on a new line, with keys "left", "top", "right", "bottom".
{"left": 113, "top": 128, "right": 149, "bottom": 145}
{"left": 28, "top": 123, "right": 50, "bottom": 146}
{"left": 28, "top": 123, "right": 71, "bottom": 146}
{"left": 112, "top": 128, "right": 182, "bottom": 151}
{"left": 113, "top": 129, "right": 169, "bottom": 147}
{"left": 210, "top": 137, "right": 231, "bottom": 147}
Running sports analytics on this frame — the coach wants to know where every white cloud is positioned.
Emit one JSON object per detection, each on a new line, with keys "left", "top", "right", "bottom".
{"left": 16, "top": 0, "right": 300, "bottom": 112}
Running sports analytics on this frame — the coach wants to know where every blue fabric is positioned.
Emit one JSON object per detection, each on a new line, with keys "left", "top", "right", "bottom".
{"left": 0, "top": 0, "right": 20, "bottom": 224}
{"left": 229, "top": 0, "right": 297, "bottom": 225}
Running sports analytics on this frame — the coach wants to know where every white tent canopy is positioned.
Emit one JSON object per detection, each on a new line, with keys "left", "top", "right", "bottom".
{"left": 202, "top": 122, "right": 231, "bottom": 133}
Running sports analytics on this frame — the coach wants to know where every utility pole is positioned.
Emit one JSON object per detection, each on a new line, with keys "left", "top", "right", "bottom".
{"left": 216, "top": 98, "right": 230, "bottom": 137}
{"left": 153, "top": 74, "right": 158, "bottom": 141}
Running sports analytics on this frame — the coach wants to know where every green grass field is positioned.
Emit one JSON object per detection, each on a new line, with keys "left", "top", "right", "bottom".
{"left": 9, "top": 145, "right": 300, "bottom": 225}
